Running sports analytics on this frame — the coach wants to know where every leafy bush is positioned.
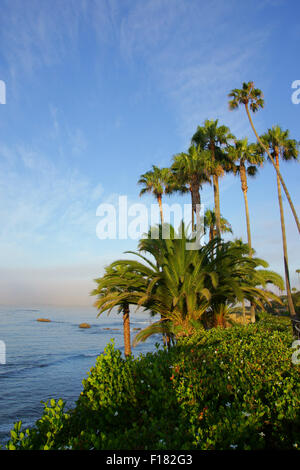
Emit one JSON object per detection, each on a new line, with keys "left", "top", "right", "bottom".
{"left": 5, "top": 315, "right": 300, "bottom": 450}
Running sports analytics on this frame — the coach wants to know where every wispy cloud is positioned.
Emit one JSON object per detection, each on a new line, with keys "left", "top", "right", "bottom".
{"left": 117, "top": 0, "right": 271, "bottom": 142}
{"left": 0, "top": 0, "right": 86, "bottom": 75}
{"left": 1, "top": 0, "right": 271, "bottom": 142}
{"left": 0, "top": 142, "right": 103, "bottom": 266}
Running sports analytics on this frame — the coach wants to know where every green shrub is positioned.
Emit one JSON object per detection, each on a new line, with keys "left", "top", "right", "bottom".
{"left": 6, "top": 315, "right": 300, "bottom": 450}
{"left": 6, "top": 399, "right": 70, "bottom": 450}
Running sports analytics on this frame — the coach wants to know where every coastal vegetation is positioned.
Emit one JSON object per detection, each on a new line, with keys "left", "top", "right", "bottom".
{"left": 5, "top": 316, "right": 300, "bottom": 450}
{"left": 5, "top": 81, "right": 300, "bottom": 450}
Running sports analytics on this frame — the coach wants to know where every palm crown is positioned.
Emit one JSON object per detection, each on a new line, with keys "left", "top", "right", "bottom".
{"left": 260, "top": 125, "right": 299, "bottom": 163}
{"left": 204, "top": 209, "right": 232, "bottom": 241}
{"left": 171, "top": 145, "right": 211, "bottom": 185}
{"left": 138, "top": 165, "right": 172, "bottom": 199}
{"left": 172, "top": 145, "right": 211, "bottom": 229}
{"left": 228, "top": 81, "right": 264, "bottom": 113}
{"left": 191, "top": 119, "right": 234, "bottom": 176}
{"left": 228, "top": 138, "right": 264, "bottom": 178}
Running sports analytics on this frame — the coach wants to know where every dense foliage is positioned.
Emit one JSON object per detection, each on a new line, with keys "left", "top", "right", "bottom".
{"left": 92, "top": 226, "right": 284, "bottom": 344}
{"left": 5, "top": 315, "right": 300, "bottom": 450}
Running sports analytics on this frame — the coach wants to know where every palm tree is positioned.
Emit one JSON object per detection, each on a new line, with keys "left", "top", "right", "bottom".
{"left": 228, "top": 81, "right": 300, "bottom": 233}
{"left": 206, "top": 239, "right": 284, "bottom": 328}
{"left": 120, "top": 226, "right": 217, "bottom": 339}
{"left": 91, "top": 263, "right": 150, "bottom": 357}
{"left": 227, "top": 139, "right": 264, "bottom": 324}
{"left": 192, "top": 119, "right": 234, "bottom": 238}
{"left": 112, "top": 224, "right": 283, "bottom": 343}
{"left": 138, "top": 165, "right": 172, "bottom": 224}
{"left": 171, "top": 146, "right": 210, "bottom": 230}
{"left": 228, "top": 138, "right": 264, "bottom": 252}
{"left": 259, "top": 125, "right": 299, "bottom": 322}
{"left": 204, "top": 209, "right": 232, "bottom": 241}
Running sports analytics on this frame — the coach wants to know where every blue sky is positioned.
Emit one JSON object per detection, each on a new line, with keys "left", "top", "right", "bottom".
{"left": 0, "top": 0, "right": 299, "bottom": 306}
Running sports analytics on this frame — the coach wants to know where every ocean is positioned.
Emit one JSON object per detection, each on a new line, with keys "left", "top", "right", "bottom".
{"left": 0, "top": 305, "right": 160, "bottom": 446}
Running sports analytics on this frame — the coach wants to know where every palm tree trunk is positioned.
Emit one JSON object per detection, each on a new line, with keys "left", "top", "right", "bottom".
{"left": 191, "top": 180, "right": 200, "bottom": 233}
{"left": 274, "top": 152, "right": 297, "bottom": 322}
{"left": 245, "top": 103, "right": 300, "bottom": 234}
{"left": 240, "top": 166, "right": 252, "bottom": 251}
{"left": 240, "top": 167, "right": 256, "bottom": 323}
{"left": 190, "top": 188, "right": 194, "bottom": 229}
{"left": 210, "top": 142, "right": 221, "bottom": 238}
{"left": 213, "top": 175, "right": 221, "bottom": 238}
{"left": 123, "top": 305, "right": 131, "bottom": 357}
{"left": 157, "top": 194, "right": 164, "bottom": 224}
{"left": 242, "top": 299, "right": 247, "bottom": 325}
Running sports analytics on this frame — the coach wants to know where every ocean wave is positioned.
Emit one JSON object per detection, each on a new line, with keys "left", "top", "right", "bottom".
{"left": 0, "top": 352, "right": 101, "bottom": 378}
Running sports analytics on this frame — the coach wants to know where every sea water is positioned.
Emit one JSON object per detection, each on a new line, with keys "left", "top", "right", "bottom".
{"left": 0, "top": 305, "right": 160, "bottom": 446}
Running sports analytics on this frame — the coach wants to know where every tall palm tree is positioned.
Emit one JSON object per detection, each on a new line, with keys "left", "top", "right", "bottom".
{"left": 204, "top": 209, "right": 232, "bottom": 241}
{"left": 227, "top": 139, "right": 264, "bottom": 324}
{"left": 260, "top": 125, "right": 299, "bottom": 321}
{"left": 228, "top": 138, "right": 264, "bottom": 253}
{"left": 192, "top": 119, "right": 234, "bottom": 238}
{"left": 228, "top": 81, "right": 300, "bottom": 234}
{"left": 171, "top": 146, "right": 210, "bottom": 230}
{"left": 138, "top": 165, "right": 172, "bottom": 224}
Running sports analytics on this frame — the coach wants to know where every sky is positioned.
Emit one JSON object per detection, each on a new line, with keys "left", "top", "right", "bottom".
{"left": 0, "top": 0, "right": 299, "bottom": 306}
